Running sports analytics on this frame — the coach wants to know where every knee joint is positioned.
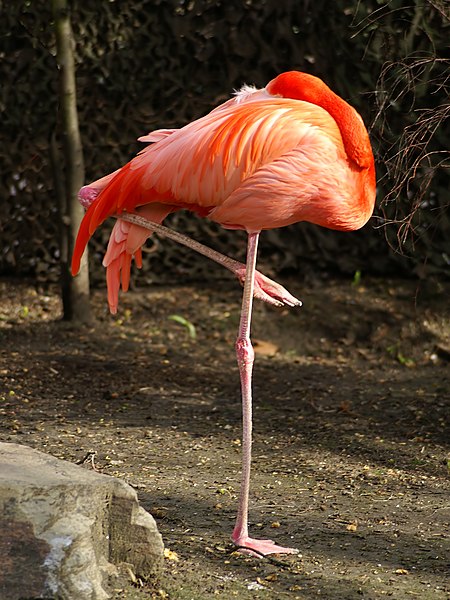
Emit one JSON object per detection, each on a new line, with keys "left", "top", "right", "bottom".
{"left": 235, "top": 337, "right": 254, "bottom": 367}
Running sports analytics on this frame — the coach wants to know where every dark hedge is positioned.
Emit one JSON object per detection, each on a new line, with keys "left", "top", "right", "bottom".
{"left": 1, "top": 0, "right": 448, "bottom": 286}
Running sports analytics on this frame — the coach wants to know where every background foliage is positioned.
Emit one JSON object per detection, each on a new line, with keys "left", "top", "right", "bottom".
{"left": 1, "top": 0, "right": 448, "bottom": 288}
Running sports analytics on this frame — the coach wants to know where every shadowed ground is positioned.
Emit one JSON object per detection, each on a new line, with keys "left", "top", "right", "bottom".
{"left": 0, "top": 276, "right": 448, "bottom": 599}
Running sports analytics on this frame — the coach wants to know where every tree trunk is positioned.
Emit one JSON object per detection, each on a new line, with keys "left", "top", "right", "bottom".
{"left": 52, "top": 0, "right": 91, "bottom": 323}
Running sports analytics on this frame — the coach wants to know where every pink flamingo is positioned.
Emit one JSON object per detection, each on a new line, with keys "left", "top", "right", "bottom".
{"left": 72, "top": 71, "right": 376, "bottom": 556}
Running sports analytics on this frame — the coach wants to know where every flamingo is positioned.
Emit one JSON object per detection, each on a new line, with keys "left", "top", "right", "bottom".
{"left": 72, "top": 71, "right": 376, "bottom": 556}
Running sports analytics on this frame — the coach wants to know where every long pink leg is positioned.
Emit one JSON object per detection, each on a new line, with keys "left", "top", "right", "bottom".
{"left": 118, "top": 213, "right": 301, "bottom": 308}
{"left": 231, "top": 232, "right": 299, "bottom": 557}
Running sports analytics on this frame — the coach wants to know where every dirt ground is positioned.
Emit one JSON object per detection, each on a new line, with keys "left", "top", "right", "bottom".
{"left": 0, "top": 273, "right": 449, "bottom": 600}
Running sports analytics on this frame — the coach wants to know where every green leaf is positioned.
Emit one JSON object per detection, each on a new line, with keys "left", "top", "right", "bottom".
{"left": 168, "top": 314, "right": 197, "bottom": 340}
{"left": 352, "top": 270, "right": 362, "bottom": 287}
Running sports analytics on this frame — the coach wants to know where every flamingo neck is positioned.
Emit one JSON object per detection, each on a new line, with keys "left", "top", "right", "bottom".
{"left": 266, "top": 71, "right": 373, "bottom": 169}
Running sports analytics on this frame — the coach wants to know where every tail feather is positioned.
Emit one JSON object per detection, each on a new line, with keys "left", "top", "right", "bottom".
{"left": 88, "top": 169, "right": 127, "bottom": 235}
{"left": 134, "top": 248, "right": 143, "bottom": 269}
{"left": 71, "top": 156, "right": 179, "bottom": 314}
{"left": 120, "top": 252, "right": 133, "bottom": 293}
{"left": 71, "top": 160, "right": 175, "bottom": 278}
{"left": 102, "top": 218, "right": 130, "bottom": 266}
{"left": 72, "top": 163, "right": 140, "bottom": 278}
{"left": 71, "top": 208, "right": 94, "bottom": 276}
{"left": 106, "top": 255, "right": 121, "bottom": 315}
{"left": 101, "top": 203, "right": 176, "bottom": 314}
{"left": 71, "top": 168, "right": 125, "bottom": 277}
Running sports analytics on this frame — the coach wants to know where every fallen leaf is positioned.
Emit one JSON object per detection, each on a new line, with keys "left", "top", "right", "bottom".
{"left": 253, "top": 339, "right": 279, "bottom": 357}
{"left": 164, "top": 548, "right": 180, "bottom": 562}
{"left": 394, "top": 568, "right": 409, "bottom": 575}
{"left": 152, "top": 507, "right": 168, "bottom": 518}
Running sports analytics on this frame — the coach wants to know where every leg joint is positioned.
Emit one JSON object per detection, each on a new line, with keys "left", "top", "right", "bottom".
{"left": 235, "top": 337, "right": 255, "bottom": 367}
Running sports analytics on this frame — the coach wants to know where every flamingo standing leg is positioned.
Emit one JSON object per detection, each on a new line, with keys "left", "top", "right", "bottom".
{"left": 231, "top": 232, "right": 299, "bottom": 557}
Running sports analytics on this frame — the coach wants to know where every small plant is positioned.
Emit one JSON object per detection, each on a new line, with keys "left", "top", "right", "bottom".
{"left": 352, "top": 270, "right": 362, "bottom": 287}
{"left": 19, "top": 306, "right": 29, "bottom": 318}
{"left": 386, "top": 344, "right": 415, "bottom": 367}
{"left": 168, "top": 314, "right": 197, "bottom": 340}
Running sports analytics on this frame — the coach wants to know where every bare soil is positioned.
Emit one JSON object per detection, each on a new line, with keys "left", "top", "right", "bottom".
{"left": 0, "top": 275, "right": 449, "bottom": 599}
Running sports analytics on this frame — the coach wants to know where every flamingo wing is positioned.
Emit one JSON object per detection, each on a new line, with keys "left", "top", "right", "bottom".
{"left": 90, "top": 100, "right": 342, "bottom": 222}
{"left": 72, "top": 97, "right": 345, "bottom": 275}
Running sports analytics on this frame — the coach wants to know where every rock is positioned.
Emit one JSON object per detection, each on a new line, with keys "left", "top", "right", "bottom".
{"left": 0, "top": 442, "right": 164, "bottom": 600}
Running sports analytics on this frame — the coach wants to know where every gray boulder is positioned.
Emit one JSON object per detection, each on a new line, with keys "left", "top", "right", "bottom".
{"left": 0, "top": 442, "right": 164, "bottom": 600}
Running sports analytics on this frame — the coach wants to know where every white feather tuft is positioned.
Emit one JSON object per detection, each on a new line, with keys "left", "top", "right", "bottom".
{"left": 232, "top": 84, "right": 260, "bottom": 103}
